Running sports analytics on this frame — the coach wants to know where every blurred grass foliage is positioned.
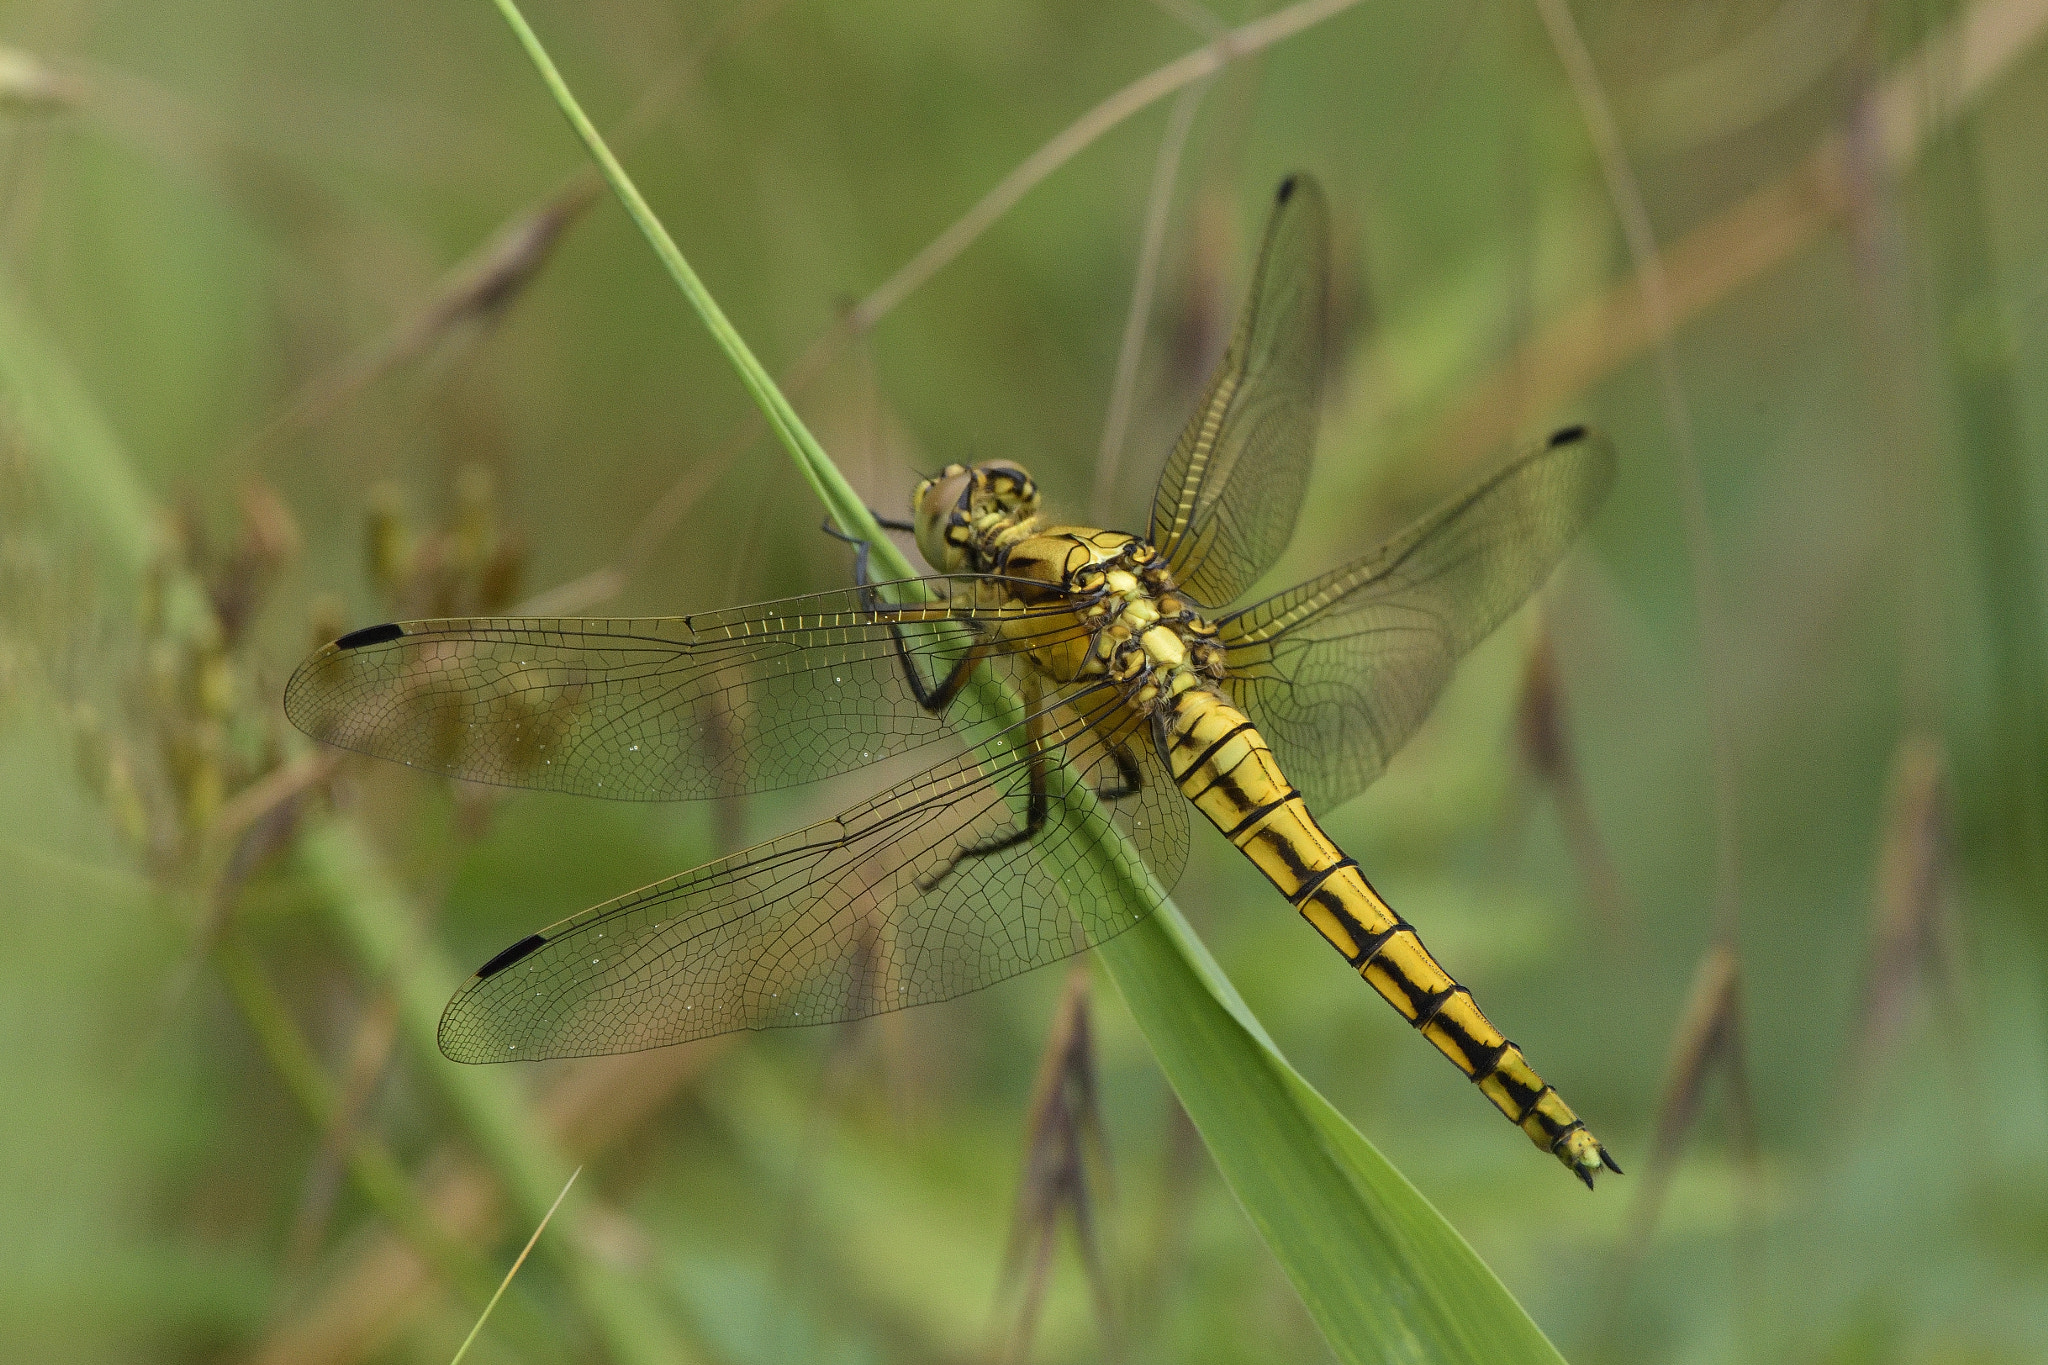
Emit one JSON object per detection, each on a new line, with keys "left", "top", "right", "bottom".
{"left": 2, "top": 1, "right": 2047, "bottom": 1363}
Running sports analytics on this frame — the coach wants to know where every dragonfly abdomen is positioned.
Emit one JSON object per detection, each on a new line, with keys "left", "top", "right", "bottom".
{"left": 1160, "top": 687, "right": 1619, "bottom": 1187}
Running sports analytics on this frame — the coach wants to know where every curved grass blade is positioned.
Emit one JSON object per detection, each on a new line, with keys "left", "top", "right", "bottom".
{"left": 488, "top": 6, "right": 1571, "bottom": 1359}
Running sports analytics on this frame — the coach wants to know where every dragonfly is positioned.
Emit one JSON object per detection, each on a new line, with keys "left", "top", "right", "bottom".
{"left": 285, "top": 174, "right": 1621, "bottom": 1186}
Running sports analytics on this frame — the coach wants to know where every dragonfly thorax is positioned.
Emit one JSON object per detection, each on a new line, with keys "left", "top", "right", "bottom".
{"left": 999, "top": 530, "right": 1229, "bottom": 714}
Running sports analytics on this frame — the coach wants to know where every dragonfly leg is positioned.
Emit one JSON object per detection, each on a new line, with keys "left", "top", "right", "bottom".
{"left": 917, "top": 678, "right": 1050, "bottom": 892}
{"left": 818, "top": 514, "right": 914, "bottom": 574}
{"left": 824, "top": 518, "right": 987, "bottom": 714}
{"left": 821, "top": 518, "right": 885, "bottom": 594}
{"left": 1097, "top": 741, "right": 1142, "bottom": 802}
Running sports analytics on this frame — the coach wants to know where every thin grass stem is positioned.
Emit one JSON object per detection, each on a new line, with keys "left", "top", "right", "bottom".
{"left": 1531, "top": 0, "right": 1764, "bottom": 1268}
{"left": 1093, "top": 79, "right": 1211, "bottom": 513}
{"left": 447, "top": 1167, "right": 582, "bottom": 1365}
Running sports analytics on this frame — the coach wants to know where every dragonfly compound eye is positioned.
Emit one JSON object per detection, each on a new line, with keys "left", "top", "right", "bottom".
{"left": 913, "top": 468, "right": 978, "bottom": 569}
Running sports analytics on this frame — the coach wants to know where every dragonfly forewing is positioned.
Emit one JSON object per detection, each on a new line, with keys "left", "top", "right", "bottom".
{"left": 437, "top": 682, "right": 1187, "bottom": 1061}
{"left": 282, "top": 577, "right": 1092, "bottom": 801}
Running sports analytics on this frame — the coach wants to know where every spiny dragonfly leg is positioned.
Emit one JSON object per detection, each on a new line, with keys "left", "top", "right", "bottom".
{"left": 917, "top": 678, "right": 1051, "bottom": 893}
{"left": 1098, "top": 741, "right": 1142, "bottom": 801}
{"left": 823, "top": 518, "right": 985, "bottom": 714}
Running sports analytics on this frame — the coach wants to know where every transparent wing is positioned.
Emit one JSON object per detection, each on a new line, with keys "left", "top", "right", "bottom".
{"left": 437, "top": 684, "right": 1188, "bottom": 1060}
{"left": 1149, "top": 173, "right": 1329, "bottom": 609}
{"left": 1218, "top": 426, "right": 1616, "bottom": 812}
{"left": 282, "top": 576, "right": 1093, "bottom": 800}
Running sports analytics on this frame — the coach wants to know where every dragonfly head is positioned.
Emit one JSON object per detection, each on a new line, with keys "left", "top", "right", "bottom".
{"left": 912, "top": 461, "right": 1040, "bottom": 572}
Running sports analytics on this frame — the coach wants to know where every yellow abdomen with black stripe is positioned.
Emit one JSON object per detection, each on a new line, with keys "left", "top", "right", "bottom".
{"left": 1160, "top": 687, "right": 1620, "bottom": 1186}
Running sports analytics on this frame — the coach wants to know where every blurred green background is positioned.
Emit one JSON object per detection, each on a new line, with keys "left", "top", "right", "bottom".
{"left": 3, "top": 0, "right": 2046, "bottom": 1361}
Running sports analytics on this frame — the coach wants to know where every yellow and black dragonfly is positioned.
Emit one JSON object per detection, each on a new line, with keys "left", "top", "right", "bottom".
{"left": 285, "top": 175, "right": 1620, "bottom": 1186}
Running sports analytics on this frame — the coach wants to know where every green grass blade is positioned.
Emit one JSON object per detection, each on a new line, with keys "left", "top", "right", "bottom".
{"left": 490, "top": 4, "right": 1572, "bottom": 1358}
{"left": 1104, "top": 901, "right": 1568, "bottom": 1363}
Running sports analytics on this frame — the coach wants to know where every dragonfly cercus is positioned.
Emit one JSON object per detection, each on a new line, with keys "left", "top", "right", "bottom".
{"left": 285, "top": 174, "right": 1620, "bottom": 1186}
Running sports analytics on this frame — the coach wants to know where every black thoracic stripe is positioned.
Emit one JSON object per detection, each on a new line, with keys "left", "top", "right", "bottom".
{"left": 1222, "top": 789, "right": 1299, "bottom": 841}
{"left": 1412, "top": 983, "right": 1466, "bottom": 1032}
{"left": 1350, "top": 916, "right": 1413, "bottom": 969}
{"left": 1548, "top": 1119, "right": 1587, "bottom": 1154}
{"left": 1512, "top": 1083, "right": 1555, "bottom": 1127}
{"left": 1287, "top": 856, "right": 1356, "bottom": 907}
{"left": 475, "top": 933, "right": 548, "bottom": 979}
{"left": 1468, "top": 1037, "right": 1513, "bottom": 1085}
{"left": 1176, "top": 719, "right": 1258, "bottom": 778}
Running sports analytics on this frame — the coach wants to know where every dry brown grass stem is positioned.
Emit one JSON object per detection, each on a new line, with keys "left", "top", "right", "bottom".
{"left": 229, "top": 178, "right": 603, "bottom": 471}
{"left": 1847, "top": 735, "right": 1958, "bottom": 1099}
{"left": 1618, "top": 940, "right": 1755, "bottom": 1259}
{"left": 229, "top": 0, "right": 793, "bottom": 479}
{"left": 211, "top": 748, "right": 340, "bottom": 849}
{"left": 446, "top": 1166, "right": 582, "bottom": 1365}
{"left": 994, "top": 966, "right": 1115, "bottom": 1365}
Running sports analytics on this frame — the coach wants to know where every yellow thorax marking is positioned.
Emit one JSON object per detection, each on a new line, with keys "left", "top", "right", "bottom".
{"left": 1141, "top": 626, "right": 1185, "bottom": 667}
